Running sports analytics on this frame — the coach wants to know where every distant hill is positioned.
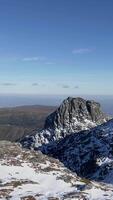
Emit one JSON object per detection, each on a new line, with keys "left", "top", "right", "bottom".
{"left": 0, "top": 105, "right": 56, "bottom": 141}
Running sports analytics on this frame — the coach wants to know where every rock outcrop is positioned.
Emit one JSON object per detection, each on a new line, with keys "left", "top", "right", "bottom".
{"left": 18, "top": 97, "right": 113, "bottom": 199}
{"left": 45, "top": 97, "right": 108, "bottom": 133}
{"left": 46, "top": 119, "right": 113, "bottom": 180}
{"left": 20, "top": 97, "right": 109, "bottom": 149}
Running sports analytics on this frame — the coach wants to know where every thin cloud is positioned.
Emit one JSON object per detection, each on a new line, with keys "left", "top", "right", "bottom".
{"left": 72, "top": 48, "right": 95, "bottom": 54}
{"left": 74, "top": 86, "right": 79, "bottom": 89}
{"left": 62, "top": 85, "right": 70, "bottom": 89}
{"left": 45, "top": 62, "right": 56, "bottom": 65}
{"left": 0, "top": 83, "right": 16, "bottom": 86}
{"left": 22, "top": 56, "right": 46, "bottom": 62}
{"left": 32, "top": 83, "right": 39, "bottom": 86}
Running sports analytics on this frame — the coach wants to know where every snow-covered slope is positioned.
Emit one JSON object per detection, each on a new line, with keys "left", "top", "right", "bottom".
{"left": 1, "top": 141, "right": 113, "bottom": 200}
{"left": 45, "top": 119, "right": 113, "bottom": 181}
{"left": 18, "top": 97, "right": 113, "bottom": 199}
{"left": 20, "top": 97, "right": 110, "bottom": 149}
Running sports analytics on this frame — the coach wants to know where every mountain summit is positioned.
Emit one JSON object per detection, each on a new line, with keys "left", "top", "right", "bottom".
{"left": 19, "top": 97, "right": 113, "bottom": 199}
{"left": 45, "top": 97, "right": 108, "bottom": 133}
{"left": 21, "top": 97, "right": 109, "bottom": 149}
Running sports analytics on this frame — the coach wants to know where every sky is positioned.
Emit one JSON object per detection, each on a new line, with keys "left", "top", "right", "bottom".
{"left": 0, "top": 0, "right": 113, "bottom": 96}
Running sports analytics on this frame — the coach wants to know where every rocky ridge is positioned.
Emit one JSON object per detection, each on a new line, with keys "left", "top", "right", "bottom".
{"left": 45, "top": 119, "right": 113, "bottom": 180}
{"left": 20, "top": 97, "right": 113, "bottom": 185}
{"left": 20, "top": 97, "right": 109, "bottom": 149}
{"left": 1, "top": 97, "right": 113, "bottom": 199}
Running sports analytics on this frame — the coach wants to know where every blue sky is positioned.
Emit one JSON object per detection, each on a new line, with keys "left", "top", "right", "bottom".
{"left": 0, "top": 0, "right": 113, "bottom": 95}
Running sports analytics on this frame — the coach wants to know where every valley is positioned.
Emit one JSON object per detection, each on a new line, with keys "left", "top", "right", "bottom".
{"left": 0, "top": 105, "right": 56, "bottom": 141}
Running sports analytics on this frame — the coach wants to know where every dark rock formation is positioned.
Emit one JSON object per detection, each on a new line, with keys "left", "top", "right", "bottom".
{"left": 20, "top": 97, "right": 110, "bottom": 149}
{"left": 46, "top": 119, "right": 113, "bottom": 180}
{"left": 20, "top": 97, "right": 113, "bottom": 185}
{"left": 45, "top": 97, "right": 109, "bottom": 132}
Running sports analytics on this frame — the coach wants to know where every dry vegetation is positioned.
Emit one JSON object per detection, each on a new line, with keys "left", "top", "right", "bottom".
{"left": 0, "top": 105, "right": 56, "bottom": 141}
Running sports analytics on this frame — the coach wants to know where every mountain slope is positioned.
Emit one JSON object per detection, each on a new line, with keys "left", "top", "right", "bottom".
{"left": 0, "top": 105, "right": 56, "bottom": 141}
{"left": 1, "top": 141, "right": 113, "bottom": 200}
{"left": 20, "top": 97, "right": 110, "bottom": 149}
{"left": 43, "top": 119, "right": 113, "bottom": 181}
{"left": 19, "top": 97, "right": 113, "bottom": 199}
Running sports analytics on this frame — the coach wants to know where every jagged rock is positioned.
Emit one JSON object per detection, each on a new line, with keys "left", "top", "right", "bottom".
{"left": 20, "top": 97, "right": 110, "bottom": 149}
{"left": 47, "top": 119, "right": 113, "bottom": 180}
{"left": 20, "top": 97, "right": 113, "bottom": 182}
{"left": 18, "top": 97, "right": 113, "bottom": 199}
{"left": 45, "top": 97, "right": 108, "bottom": 131}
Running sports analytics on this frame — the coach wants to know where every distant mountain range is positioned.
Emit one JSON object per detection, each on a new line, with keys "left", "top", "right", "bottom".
{"left": 0, "top": 94, "right": 113, "bottom": 115}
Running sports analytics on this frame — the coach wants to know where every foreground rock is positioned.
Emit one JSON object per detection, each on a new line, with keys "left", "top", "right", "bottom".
{"left": 1, "top": 141, "right": 113, "bottom": 200}
{"left": 45, "top": 119, "right": 113, "bottom": 181}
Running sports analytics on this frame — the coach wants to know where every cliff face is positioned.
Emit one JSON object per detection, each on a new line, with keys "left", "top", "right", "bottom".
{"left": 49, "top": 118, "right": 113, "bottom": 179}
{"left": 20, "top": 97, "right": 110, "bottom": 149}
{"left": 44, "top": 97, "right": 109, "bottom": 138}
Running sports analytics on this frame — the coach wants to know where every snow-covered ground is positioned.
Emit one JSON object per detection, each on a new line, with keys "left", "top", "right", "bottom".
{"left": 0, "top": 162, "right": 75, "bottom": 200}
{"left": 1, "top": 142, "right": 113, "bottom": 200}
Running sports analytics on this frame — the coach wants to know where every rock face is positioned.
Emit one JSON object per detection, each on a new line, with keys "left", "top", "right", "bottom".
{"left": 18, "top": 97, "right": 113, "bottom": 199}
{"left": 47, "top": 119, "right": 113, "bottom": 180}
{"left": 45, "top": 97, "right": 108, "bottom": 133}
{"left": 20, "top": 97, "right": 109, "bottom": 149}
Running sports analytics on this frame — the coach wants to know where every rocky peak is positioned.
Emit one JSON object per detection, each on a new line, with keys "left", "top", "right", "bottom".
{"left": 44, "top": 97, "right": 108, "bottom": 132}
{"left": 20, "top": 97, "right": 110, "bottom": 149}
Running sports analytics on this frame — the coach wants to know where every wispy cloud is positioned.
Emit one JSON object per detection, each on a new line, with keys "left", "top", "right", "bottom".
{"left": 45, "top": 62, "right": 56, "bottom": 65}
{"left": 0, "top": 83, "right": 16, "bottom": 86}
{"left": 74, "top": 86, "right": 79, "bottom": 89}
{"left": 62, "top": 85, "right": 70, "bottom": 89}
{"left": 22, "top": 56, "right": 46, "bottom": 62}
{"left": 32, "top": 83, "right": 39, "bottom": 86}
{"left": 59, "top": 84, "right": 79, "bottom": 89}
{"left": 72, "top": 48, "right": 95, "bottom": 54}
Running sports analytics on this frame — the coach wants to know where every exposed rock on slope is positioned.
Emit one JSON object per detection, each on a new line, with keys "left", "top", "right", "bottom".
{"left": 20, "top": 97, "right": 113, "bottom": 185}
{"left": 20, "top": 97, "right": 109, "bottom": 148}
{"left": 3, "top": 97, "right": 113, "bottom": 199}
{"left": 1, "top": 141, "right": 113, "bottom": 200}
{"left": 45, "top": 97, "right": 108, "bottom": 131}
{"left": 46, "top": 119, "right": 113, "bottom": 181}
